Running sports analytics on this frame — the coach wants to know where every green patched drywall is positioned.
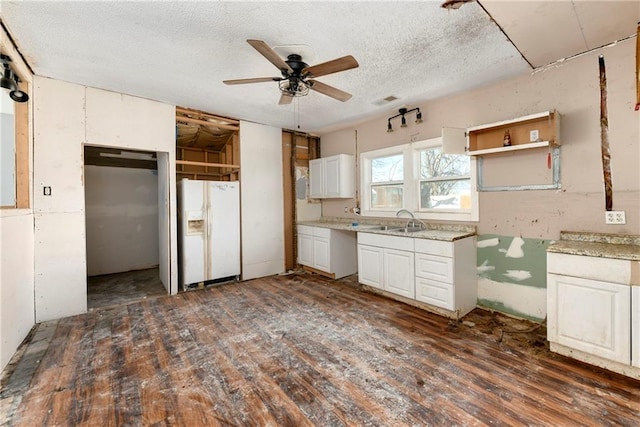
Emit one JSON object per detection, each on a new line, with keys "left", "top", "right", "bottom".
{"left": 476, "top": 234, "right": 550, "bottom": 289}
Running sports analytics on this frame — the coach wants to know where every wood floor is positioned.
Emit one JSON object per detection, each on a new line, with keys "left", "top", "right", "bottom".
{"left": 4, "top": 272, "right": 640, "bottom": 426}
{"left": 87, "top": 267, "right": 167, "bottom": 310}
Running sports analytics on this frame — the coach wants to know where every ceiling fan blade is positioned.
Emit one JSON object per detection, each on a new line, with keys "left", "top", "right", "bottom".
{"left": 278, "top": 94, "right": 294, "bottom": 105}
{"left": 223, "top": 77, "right": 281, "bottom": 85}
{"left": 247, "top": 39, "right": 293, "bottom": 73}
{"left": 303, "top": 55, "right": 359, "bottom": 78}
{"left": 308, "top": 80, "right": 352, "bottom": 102}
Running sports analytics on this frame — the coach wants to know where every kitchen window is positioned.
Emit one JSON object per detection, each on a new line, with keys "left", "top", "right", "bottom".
{"left": 370, "top": 153, "right": 404, "bottom": 210}
{"left": 361, "top": 138, "right": 478, "bottom": 221}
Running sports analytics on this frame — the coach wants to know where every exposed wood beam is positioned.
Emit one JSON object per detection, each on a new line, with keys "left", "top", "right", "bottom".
{"left": 176, "top": 116, "right": 239, "bottom": 131}
{"left": 176, "top": 160, "right": 240, "bottom": 168}
{"left": 176, "top": 107, "right": 240, "bottom": 125}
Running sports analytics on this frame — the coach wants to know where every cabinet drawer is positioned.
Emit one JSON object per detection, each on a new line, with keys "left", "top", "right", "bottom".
{"left": 415, "top": 253, "right": 453, "bottom": 283}
{"left": 297, "top": 224, "right": 314, "bottom": 236}
{"left": 414, "top": 239, "right": 453, "bottom": 257}
{"left": 357, "top": 232, "right": 414, "bottom": 252}
{"left": 313, "top": 227, "right": 331, "bottom": 238}
{"left": 416, "top": 277, "right": 454, "bottom": 310}
{"left": 547, "top": 252, "right": 633, "bottom": 285}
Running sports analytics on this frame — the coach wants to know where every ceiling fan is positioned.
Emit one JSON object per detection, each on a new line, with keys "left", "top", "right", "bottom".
{"left": 223, "top": 39, "right": 359, "bottom": 105}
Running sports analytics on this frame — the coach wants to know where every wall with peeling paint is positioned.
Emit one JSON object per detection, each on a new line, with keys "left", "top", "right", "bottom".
{"left": 318, "top": 39, "right": 639, "bottom": 320}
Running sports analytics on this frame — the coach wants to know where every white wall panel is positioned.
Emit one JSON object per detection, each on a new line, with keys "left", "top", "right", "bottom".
{"left": 240, "top": 121, "right": 284, "bottom": 280}
{"left": 32, "top": 77, "right": 178, "bottom": 320}
{"left": 33, "top": 77, "right": 85, "bottom": 214}
{"left": 0, "top": 212, "right": 34, "bottom": 370}
{"left": 34, "top": 212, "right": 87, "bottom": 322}
{"left": 85, "top": 87, "right": 175, "bottom": 151}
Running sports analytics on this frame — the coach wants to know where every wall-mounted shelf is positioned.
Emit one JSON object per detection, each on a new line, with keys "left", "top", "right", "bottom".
{"left": 442, "top": 110, "right": 561, "bottom": 191}
{"left": 467, "top": 110, "right": 560, "bottom": 156}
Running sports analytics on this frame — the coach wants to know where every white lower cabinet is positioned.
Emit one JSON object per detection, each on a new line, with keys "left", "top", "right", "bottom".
{"left": 547, "top": 273, "right": 630, "bottom": 364}
{"left": 547, "top": 251, "right": 639, "bottom": 378}
{"left": 358, "top": 233, "right": 414, "bottom": 299}
{"left": 414, "top": 237, "right": 477, "bottom": 317}
{"left": 358, "top": 232, "right": 476, "bottom": 316}
{"left": 297, "top": 225, "right": 357, "bottom": 279}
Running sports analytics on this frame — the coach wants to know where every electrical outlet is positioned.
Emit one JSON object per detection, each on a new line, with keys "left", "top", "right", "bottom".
{"left": 605, "top": 211, "right": 626, "bottom": 225}
{"left": 529, "top": 130, "right": 539, "bottom": 142}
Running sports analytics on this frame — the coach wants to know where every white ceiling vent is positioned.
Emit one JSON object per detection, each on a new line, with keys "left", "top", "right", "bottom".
{"left": 374, "top": 95, "right": 399, "bottom": 106}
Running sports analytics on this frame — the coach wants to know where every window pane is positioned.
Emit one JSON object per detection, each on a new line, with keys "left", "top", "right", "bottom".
{"left": 372, "top": 154, "right": 403, "bottom": 183}
{"left": 420, "top": 179, "right": 470, "bottom": 210}
{"left": 420, "top": 147, "right": 470, "bottom": 179}
{"left": 371, "top": 184, "right": 403, "bottom": 209}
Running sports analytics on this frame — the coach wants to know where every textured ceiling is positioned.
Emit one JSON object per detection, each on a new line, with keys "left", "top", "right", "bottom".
{"left": 1, "top": 1, "right": 637, "bottom": 134}
{"left": 481, "top": 0, "right": 640, "bottom": 68}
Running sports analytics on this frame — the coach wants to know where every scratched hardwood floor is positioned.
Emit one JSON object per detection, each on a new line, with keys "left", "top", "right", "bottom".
{"left": 6, "top": 272, "right": 640, "bottom": 426}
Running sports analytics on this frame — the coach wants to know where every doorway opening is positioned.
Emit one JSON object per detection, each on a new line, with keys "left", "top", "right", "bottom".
{"left": 84, "top": 146, "right": 167, "bottom": 310}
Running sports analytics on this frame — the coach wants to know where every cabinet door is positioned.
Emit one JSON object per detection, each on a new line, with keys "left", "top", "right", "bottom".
{"left": 313, "top": 237, "right": 331, "bottom": 272}
{"left": 298, "top": 234, "right": 314, "bottom": 267}
{"left": 309, "top": 159, "right": 324, "bottom": 198}
{"left": 324, "top": 156, "right": 341, "bottom": 197}
{"left": 358, "top": 244, "right": 383, "bottom": 289}
{"left": 548, "top": 273, "right": 631, "bottom": 364}
{"left": 384, "top": 248, "right": 415, "bottom": 299}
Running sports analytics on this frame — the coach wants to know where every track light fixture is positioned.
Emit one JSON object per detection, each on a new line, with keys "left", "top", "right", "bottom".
{"left": 386, "top": 107, "right": 423, "bottom": 132}
{"left": 0, "top": 54, "right": 29, "bottom": 103}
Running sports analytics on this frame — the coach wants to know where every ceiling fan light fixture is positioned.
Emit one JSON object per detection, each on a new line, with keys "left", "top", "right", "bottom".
{"left": 279, "top": 79, "right": 309, "bottom": 98}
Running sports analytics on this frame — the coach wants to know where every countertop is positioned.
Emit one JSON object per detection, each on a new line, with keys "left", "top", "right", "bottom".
{"left": 547, "top": 231, "right": 640, "bottom": 262}
{"left": 298, "top": 217, "right": 476, "bottom": 242}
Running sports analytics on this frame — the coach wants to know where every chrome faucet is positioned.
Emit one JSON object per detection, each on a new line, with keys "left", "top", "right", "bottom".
{"left": 395, "top": 209, "right": 426, "bottom": 230}
{"left": 396, "top": 209, "right": 414, "bottom": 219}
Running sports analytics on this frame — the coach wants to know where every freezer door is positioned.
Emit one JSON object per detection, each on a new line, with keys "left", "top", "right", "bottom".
{"left": 207, "top": 181, "right": 241, "bottom": 279}
{"left": 179, "top": 180, "right": 207, "bottom": 287}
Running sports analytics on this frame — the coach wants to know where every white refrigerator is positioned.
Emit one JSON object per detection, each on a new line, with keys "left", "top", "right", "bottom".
{"left": 178, "top": 179, "right": 240, "bottom": 290}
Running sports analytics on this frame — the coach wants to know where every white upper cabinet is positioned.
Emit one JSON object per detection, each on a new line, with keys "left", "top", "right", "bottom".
{"left": 309, "top": 154, "right": 355, "bottom": 198}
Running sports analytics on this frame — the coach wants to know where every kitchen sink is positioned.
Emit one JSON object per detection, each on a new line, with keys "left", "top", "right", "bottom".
{"left": 373, "top": 225, "right": 402, "bottom": 231}
{"left": 395, "top": 226, "right": 425, "bottom": 233}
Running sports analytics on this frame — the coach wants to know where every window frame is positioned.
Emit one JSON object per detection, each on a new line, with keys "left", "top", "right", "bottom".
{"left": 360, "top": 137, "right": 478, "bottom": 222}
{"left": 412, "top": 138, "right": 478, "bottom": 222}
{"left": 1, "top": 29, "right": 31, "bottom": 211}
{"left": 360, "top": 145, "right": 409, "bottom": 216}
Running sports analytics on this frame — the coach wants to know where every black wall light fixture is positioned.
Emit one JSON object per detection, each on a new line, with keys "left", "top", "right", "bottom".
{"left": 386, "top": 107, "right": 422, "bottom": 132}
{"left": 0, "top": 54, "right": 29, "bottom": 103}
